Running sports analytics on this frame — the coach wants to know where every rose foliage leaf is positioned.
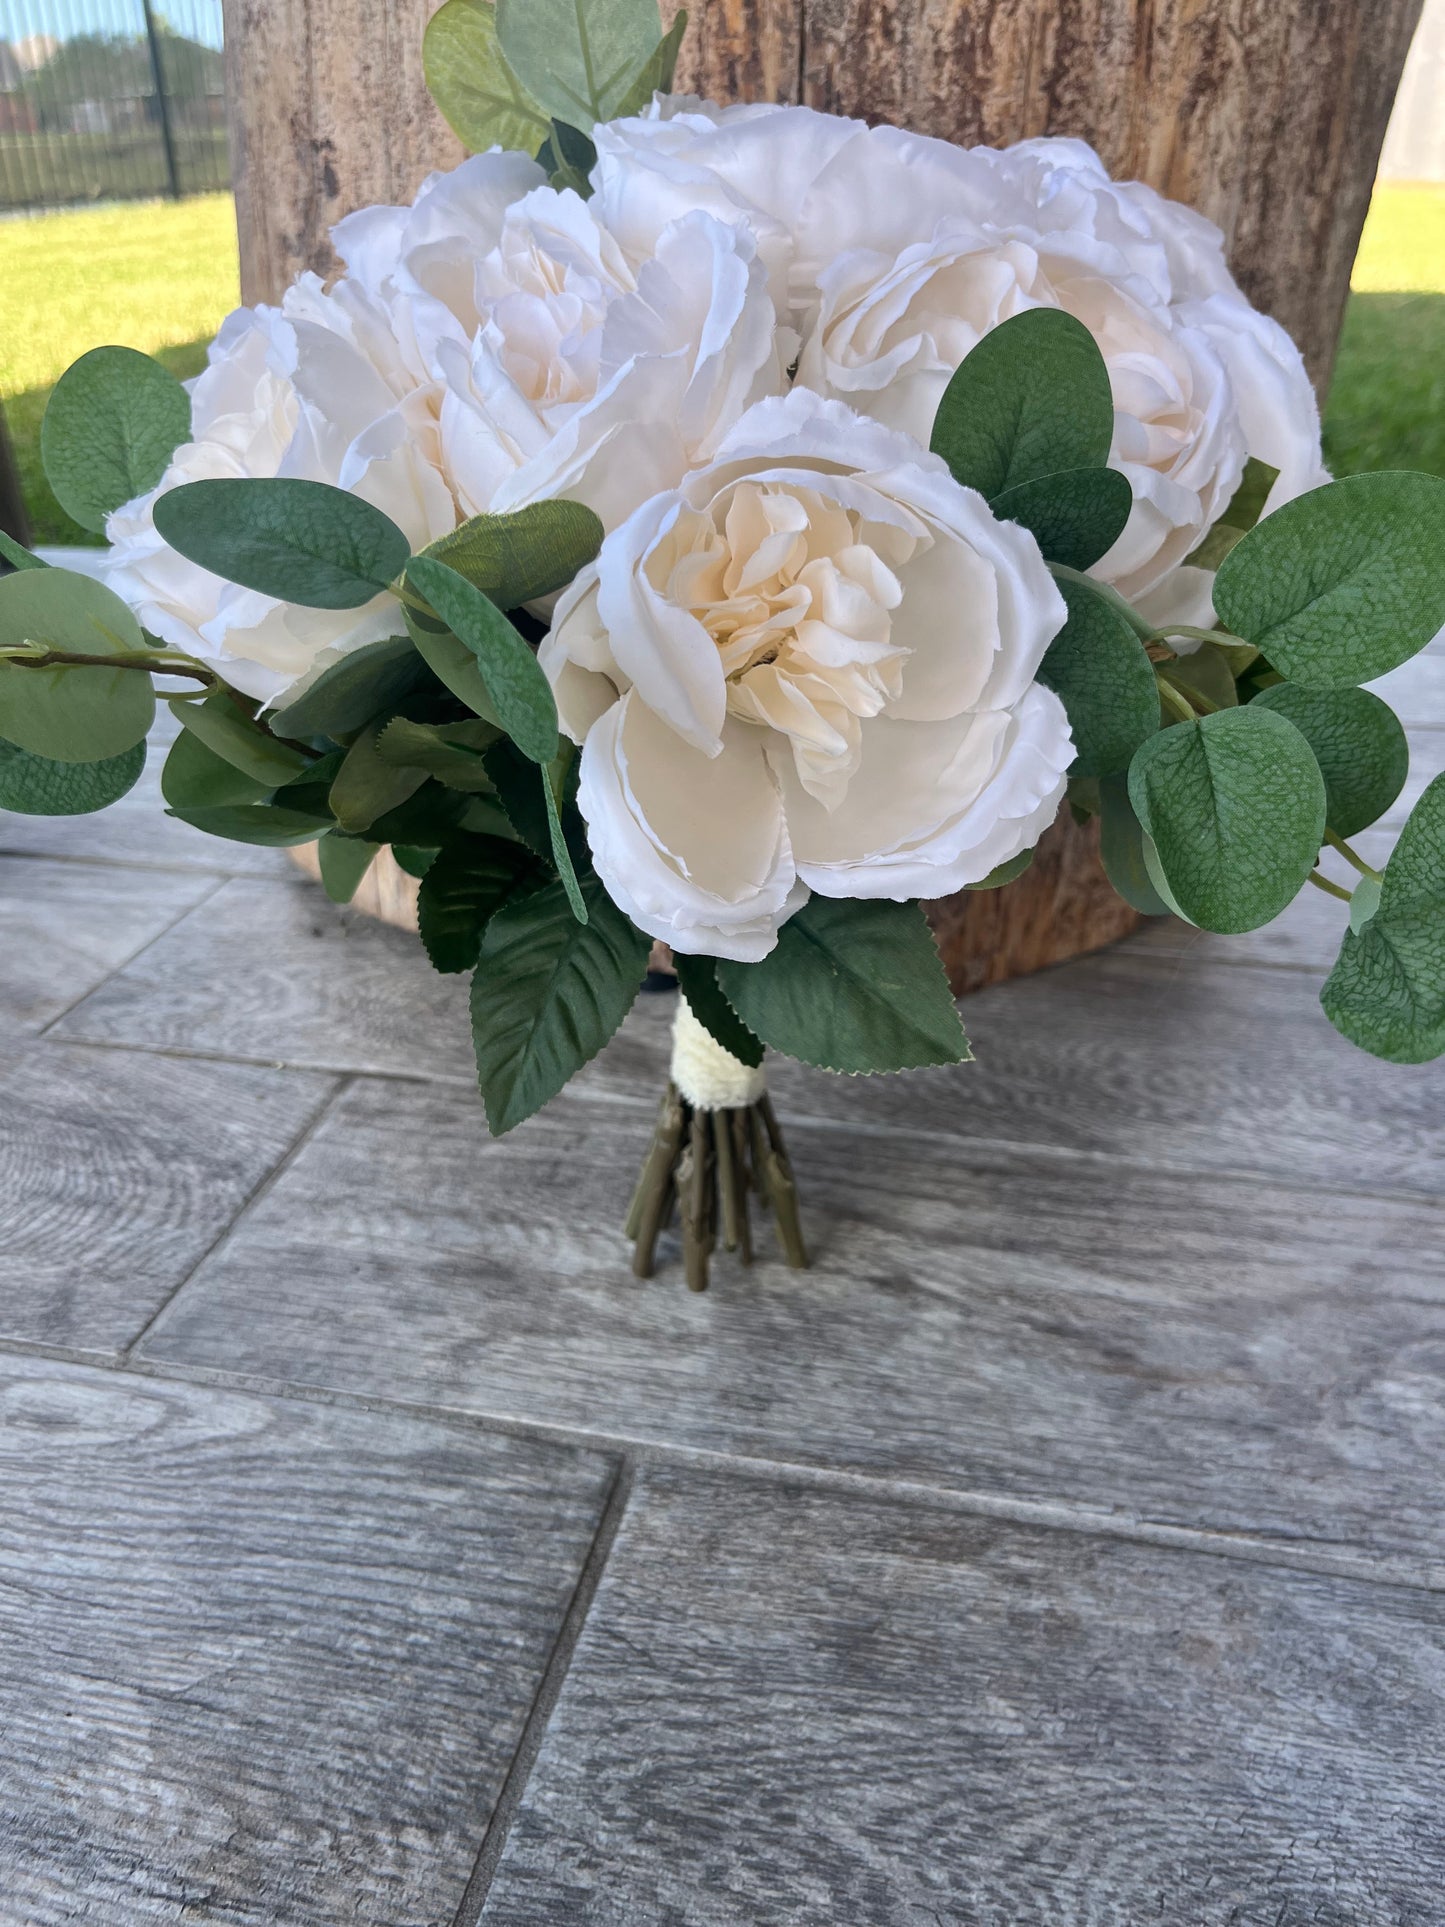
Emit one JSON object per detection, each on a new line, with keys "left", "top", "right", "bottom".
{"left": 1128, "top": 705, "right": 1326, "bottom": 933}
{"left": 1213, "top": 471, "right": 1445, "bottom": 687}
{"left": 471, "top": 873, "right": 650, "bottom": 1133}
{"left": 153, "top": 478, "right": 411, "bottom": 611}
{"left": 1252, "top": 683, "right": 1409, "bottom": 838}
{"left": 41, "top": 346, "right": 191, "bottom": 535}
{"left": 673, "top": 953, "right": 765, "bottom": 1068}
{"left": 316, "top": 832, "right": 380, "bottom": 904}
{"left": 269, "top": 637, "right": 431, "bottom": 743}
{"left": 717, "top": 897, "right": 970, "bottom": 1075}
{"left": 418, "top": 831, "right": 542, "bottom": 973}
{"left": 1322, "top": 773, "right": 1445, "bottom": 1064}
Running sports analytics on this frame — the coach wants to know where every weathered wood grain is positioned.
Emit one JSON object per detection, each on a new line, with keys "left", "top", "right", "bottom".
{"left": 480, "top": 1466, "right": 1445, "bottom": 1925}
{"left": 140, "top": 1068, "right": 1445, "bottom": 1571}
{"left": 0, "top": 855, "right": 218, "bottom": 1034}
{"left": 0, "top": 1356, "right": 614, "bottom": 1926}
{"left": 0, "top": 1043, "right": 334, "bottom": 1354}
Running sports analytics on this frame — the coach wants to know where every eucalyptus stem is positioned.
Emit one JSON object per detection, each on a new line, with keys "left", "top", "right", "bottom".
{"left": 1152, "top": 625, "right": 1243, "bottom": 651}
{"left": 1324, "top": 828, "right": 1382, "bottom": 881}
{"left": 1048, "top": 562, "right": 1155, "bottom": 641}
{"left": 1308, "top": 869, "right": 1354, "bottom": 903}
{"left": 1157, "top": 678, "right": 1197, "bottom": 727}
{"left": 0, "top": 645, "right": 219, "bottom": 688}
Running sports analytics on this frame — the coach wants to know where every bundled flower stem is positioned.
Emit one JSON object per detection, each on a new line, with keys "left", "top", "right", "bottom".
{"left": 626, "top": 1000, "right": 808, "bottom": 1290}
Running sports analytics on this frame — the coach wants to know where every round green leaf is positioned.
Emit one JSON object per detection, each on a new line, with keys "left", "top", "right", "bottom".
{"left": 0, "top": 569, "right": 154, "bottom": 761}
{"left": 405, "top": 554, "right": 558, "bottom": 765}
{"left": 1321, "top": 772, "right": 1445, "bottom": 1064}
{"left": 41, "top": 346, "right": 191, "bottom": 534}
{"left": 153, "top": 478, "right": 411, "bottom": 610}
{"left": 989, "top": 466, "right": 1132, "bottom": 571}
{"left": 169, "top": 692, "right": 311, "bottom": 786}
{"left": 1038, "top": 575, "right": 1159, "bottom": 779}
{"left": 1127, "top": 706, "right": 1326, "bottom": 934}
{"left": 0, "top": 735, "right": 145, "bottom": 815}
{"left": 1097, "top": 772, "right": 1171, "bottom": 916}
{"left": 424, "top": 0, "right": 550, "bottom": 153}
{"left": 1213, "top": 471, "right": 1445, "bottom": 687}
{"left": 1252, "top": 684, "right": 1409, "bottom": 837}
{"left": 166, "top": 802, "right": 332, "bottom": 847}
{"left": 930, "top": 308, "right": 1116, "bottom": 501}
{"left": 496, "top": 0, "right": 662, "bottom": 125}
{"left": 716, "top": 897, "right": 970, "bottom": 1074}
{"left": 162, "top": 728, "right": 274, "bottom": 811}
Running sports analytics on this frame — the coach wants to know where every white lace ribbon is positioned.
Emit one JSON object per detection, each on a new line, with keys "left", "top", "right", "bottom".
{"left": 670, "top": 996, "right": 766, "bottom": 1109}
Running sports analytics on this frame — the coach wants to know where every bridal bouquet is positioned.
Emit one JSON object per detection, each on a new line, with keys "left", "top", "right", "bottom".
{"left": 3, "top": 0, "right": 1443, "bottom": 1287}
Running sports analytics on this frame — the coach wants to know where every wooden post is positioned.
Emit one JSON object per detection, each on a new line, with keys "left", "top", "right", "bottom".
{"left": 232, "top": 0, "right": 1424, "bottom": 990}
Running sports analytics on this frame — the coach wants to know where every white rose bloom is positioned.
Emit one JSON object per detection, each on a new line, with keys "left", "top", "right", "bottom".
{"left": 541, "top": 390, "right": 1073, "bottom": 961}
{"left": 106, "top": 286, "right": 456, "bottom": 707}
{"left": 430, "top": 187, "right": 789, "bottom": 530}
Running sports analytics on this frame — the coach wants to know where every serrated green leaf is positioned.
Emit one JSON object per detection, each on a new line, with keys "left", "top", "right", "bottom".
{"left": 496, "top": 0, "right": 662, "bottom": 125}
{"left": 930, "top": 309, "right": 1116, "bottom": 502}
{"left": 1097, "top": 771, "right": 1171, "bottom": 915}
{"left": 1213, "top": 471, "right": 1445, "bottom": 687}
{"left": 392, "top": 844, "right": 439, "bottom": 879}
{"left": 328, "top": 721, "right": 428, "bottom": 833}
{"left": 405, "top": 555, "right": 558, "bottom": 764}
{"left": 0, "top": 735, "right": 145, "bottom": 815}
{"left": 1185, "top": 455, "right": 1280, "bottom": 571}
{"left": 989, "top": 466, "right": 1132, "bottom": 571}
{"left": 41, "top": 346, "right": 191, "bottom": 534}
{"left": 170, "top": 691, "right": 310, "bottom": 786}
{"left": 165, "top": 802, "right": 331, "bottom": 846}
{"left": 161, "top": 727, "right": 273, "bottom": 811}
{"left": 317, "top": 832, "right": 380, "bottom": 903}
{"left": 154, "top": 478, "right": 410, "bottom": 610}
{"left": 672, "top": 953, "right": 764, "bottom": 1068}
{"left": 364, "top": 779, "right": 471, "bottom": 847}
{"left": 0, "top": 569, "right": 154, "bottom": 761}
{"left": 471, "top": 874, "right": 649, "bottom": 1133}
{"left": 615, "top": 9, "right": 688, "bottom": 117}
{"left": 1038, "top": 574, "right": 1159, "bottom": 779}
{"left": 423, "top": 0, "right": 551, "bottom": 153}
{"left": 1251, "top": 683, "right": 1409, "bottom": 838}
{"left": 376, "top": 714, "right": 503, "bottom": 791}
{"left": 1128, "top": 706, "right": 1326, "bottom": 933}
{"left": 423, "top": 500, "right": 603, "bottom": 607}
{"left": 268, "top": 636, "right": 430, "bottom": 743}
{"left": 418, "top": 832, "right": 543, "bottom": 973}
{"left": 1321, "top": 772, "right": 1445, "bottom": 1063}
{"left": 717, "top": 897, "right": 970, "bottom": 1074}
{"left": 0, "top": 531, "right": 49, "bottom": 571}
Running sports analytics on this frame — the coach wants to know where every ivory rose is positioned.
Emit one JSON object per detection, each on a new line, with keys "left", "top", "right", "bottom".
{"left": 540, "top": 390, "right": 1074, "bottom": 961}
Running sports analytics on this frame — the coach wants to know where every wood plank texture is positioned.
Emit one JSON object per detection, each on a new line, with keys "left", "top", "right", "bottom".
{"left": 0, "top": 1357, "right": 614, "bottom": 1926}
{"left": 139, "top": 1069, "right": 1445, "bottom": 1571}
{"left": 481, "top": 1467, "right": 1445, "bottom": 1925}
{"left": 0, "top": 1044, "right": 334, "bottom": 1353}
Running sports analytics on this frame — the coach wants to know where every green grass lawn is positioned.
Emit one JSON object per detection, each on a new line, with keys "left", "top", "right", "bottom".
{"left": 0, "top": 180, "right": 1441, "bottom": 545}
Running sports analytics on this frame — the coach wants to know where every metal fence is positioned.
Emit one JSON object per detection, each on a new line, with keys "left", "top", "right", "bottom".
{"left": 0, "top": 0, "right": 227, "bottom": 212}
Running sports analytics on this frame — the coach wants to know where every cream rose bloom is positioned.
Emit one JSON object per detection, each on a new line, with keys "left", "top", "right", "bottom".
{"left": 540, "top": 390, "right": 1073, "bottom": 961}
{"left": 106, "top": 281, "right": 456, "bottom": 706}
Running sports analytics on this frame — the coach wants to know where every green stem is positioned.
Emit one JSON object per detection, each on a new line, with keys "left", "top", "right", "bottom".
{"left": 0, "top": 645, "right": 219, "bottom": 688}
{"left": 1157, "top": 678, "right": 1197, "bottom": 727}
{"left": 1308, "top": 869, "right": 1354, "bottom": 904}
{"left": 1047, "top": 563, "right": 1156, "bottom": 642}
{"left": 1323, "top": 828, "right": 1383, "bottom": 882}
{"left": 1156, "top": 667, "right": 1220, "bottom": 718}
{"left": 1152, "top": 625, "right": 1243, "bottom": 651}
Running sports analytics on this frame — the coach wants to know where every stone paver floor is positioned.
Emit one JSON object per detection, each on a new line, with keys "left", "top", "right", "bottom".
{"left": 1, "top": 644, "right": 1442, "bottom": 1925}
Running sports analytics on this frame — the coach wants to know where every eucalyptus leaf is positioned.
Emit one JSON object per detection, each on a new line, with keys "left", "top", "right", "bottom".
{"left": 0, "top": 531, "right": 48, "bottom": 571}
{"left": 989, "top": 466, "right": 1132, "bottom": 571}
{"left": 161, "top": 727, "right": 273, "bottom": 811}
{"left": 170, "top": 691, "right": 310, "bottom": 786}
{"left": 471, "top": 873, "right": 649, "bottom": 1134}
{"left": 330, "top": 724, "right": 430, "bottom": 833}
{"left": 364, "top": 779, "right": 471, "bottom": 847}
{"left": 1321, "top": 773, "right": 1445, "bottom": 1064}
{"left": 1127, "top": 705, "right": 1326, "bottom": 933}
{"left": 268, "top": 637, "right": 431, "bottom": 743}
{"left": 1348, "top": 872, "right": 1382, "bottom": 935}
{"left": 418, "top": 832, "right": 543, "bottom": 973}
{"left": 1038, "top": 574, "right": 1159, "bottom": 778}
{"left": 0, "top": 569, "right": 154, "bottom": 761}
{"left": 496, "top": 0, "right": 662, "bottom": 125}
{"left": 539, "top": 118, "right": 598, "bottom": 194}
{"left": 542, "top": 751, "right": 588, "bottom": 922}
{"left": 930, "top": 308, "right": 1116, "bottom": 501}
{"left": 615, "top": 8, "right": 688, "bottom": 116}
{"left": 1185, "top": 456, "right": 1280, "bottom": 571}
{"left": 1213, "top": 471, "right": 1445, "bottom": 687}
{"left": 1159, "top": 642, "right": 1238, "bottom": 713}
{"left": 405, "top": 555, "right": 558, "bottom": 763}
{"left": 672, "top": 953, "right": 765, "bottom": 1068}
{"left": 165, "top": 802, "right": 331, "bottom": 846}
{"left": 423, "top": 0, "right": 550, "bottom": 153}
{"left": 964, "top": 850, "right": 1034, "bottom": 891}
{"left": 0, "top": 735, "right": 145, "bottom": 815}
{"left": 422, "top": 500, "right": 604, "bottom": 607}
{"left": 405, "top": 607, "right": 502, "bottom": 726}
{"left": 717, "top": 897, "right": 970, "bottom": 1074}
{"left": 1251, "top": 683, "right": 1409, "bottom": 838}
{"left": 153, "top": 478, "right": 411, "bottom": 610}
{"left": 1097, "top": 772, "right": 1171, "bottom": 916}
{"left": 41, "top": 346, "right": 190, "bottom": 535}
{"left": 316, "top": 832, "right": 380, "bottom": 904}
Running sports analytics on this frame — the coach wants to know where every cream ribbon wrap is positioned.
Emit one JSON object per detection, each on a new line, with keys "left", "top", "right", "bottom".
{"left": 670, "top": 996, "right": 766, "bottom": 1110}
